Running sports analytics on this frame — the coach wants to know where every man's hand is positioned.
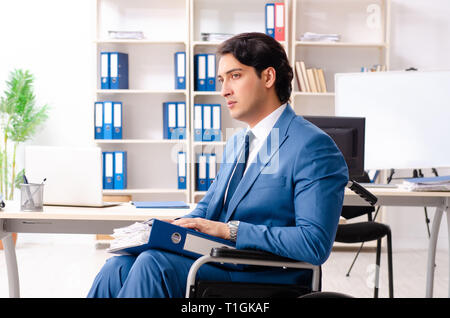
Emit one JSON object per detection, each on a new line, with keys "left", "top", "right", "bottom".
{"left": 171, "top": 218, "right": 230, "bottom": 240}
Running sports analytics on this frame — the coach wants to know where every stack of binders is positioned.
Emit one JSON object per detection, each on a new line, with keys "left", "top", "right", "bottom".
{"left": 100, "top": 52, "right": 129, "bottom": 89}
{"left": 163, "top": 101, "right": 186, "bottom": 140}
{"left": 174, "top": 52, "right": 186, "bottom": 90}
{"left": 265, "top": 3, "right": 285, "bottom": 41}
{"left": 193, "top": 104, "right": 221, "bottom": 142}
{"left": 102, "top": 151, "right": 127, "bottom": 190}
{"left": 196, "top": 153, "right": 217, "bottom": 191}
{"left": 94, "top": 101, "right": 123, "bottom": 139}
{"left": 194, "top": 54, "right": 216, "bottom": 91}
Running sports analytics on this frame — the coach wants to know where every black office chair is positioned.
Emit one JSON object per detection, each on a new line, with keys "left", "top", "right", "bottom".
{"left": 335, "top": 173, "right": 394, "bottom": 298}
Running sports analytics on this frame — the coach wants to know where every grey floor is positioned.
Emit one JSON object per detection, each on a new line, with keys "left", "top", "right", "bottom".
{"left": 0, "top": 233, "right": 448, "bottom": 298}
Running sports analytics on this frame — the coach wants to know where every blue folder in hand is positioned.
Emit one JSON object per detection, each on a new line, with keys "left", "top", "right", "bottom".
{"left": 132, "top": 201, "right": 190, "bottom": 209}
{"left": 107, "top": 219, "right": 239, "bottom": 269}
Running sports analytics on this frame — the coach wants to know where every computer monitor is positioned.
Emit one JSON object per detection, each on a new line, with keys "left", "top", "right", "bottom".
{"left": 303, "top": 116, "right": 365, "bottom": 179}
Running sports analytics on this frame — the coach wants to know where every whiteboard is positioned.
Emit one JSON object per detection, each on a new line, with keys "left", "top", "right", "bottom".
{"left": 335, "top": 71, "right": 450, "bottom": 170}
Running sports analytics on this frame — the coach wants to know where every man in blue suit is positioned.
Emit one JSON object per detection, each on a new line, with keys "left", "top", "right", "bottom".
{"left": 88, "top": 32, "right": 348, "bottom": 298}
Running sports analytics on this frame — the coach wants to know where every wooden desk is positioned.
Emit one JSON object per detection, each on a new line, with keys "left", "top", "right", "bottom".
{"left": 344, "top": 187, "right": 450, "bottom": 298}
{"left": 1, "top": 189, "right": 449, "bottom": 298}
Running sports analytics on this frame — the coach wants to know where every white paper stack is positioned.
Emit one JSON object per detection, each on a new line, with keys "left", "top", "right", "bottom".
{"left": 201, "top": 32, "right": 234, "bottom": 42}
{"left": 399, "top": 176, "right": 450, "bottom": 192}
{"left": 108, "top": 30, "right": 145, "bottom": 40}
{"left": 108, "top": 221, "right": 152, "bottom": 252}
{"left": 300, "top": 32, "right": 340, "bottom": 42}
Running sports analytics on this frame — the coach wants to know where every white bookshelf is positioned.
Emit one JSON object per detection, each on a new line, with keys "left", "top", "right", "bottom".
{"left": 96, "top": 139, "right": 187, "bottom": 144}
{"left": 192, "top": 91, "right": 222, "bottom": 96}
{"left": 94, "top": 0, "right": 191, "bottom": 201}
{"left": 295, "top": 41, "right": 388, "bottom": 48}
{"left": 290, "top": 0, "right": 390, "bottom": 245}
{"left": 96, "top": 89, "right": 188, "bottom": 94}
{"left": 103, "top": 188, "right": 188, "bottom": 195}
{"left": 189, "top": 0, "right": 288, "bottom": 202}
{"left": 93, "top": 0, "right": 390, "bottom": 207}
{"left": 95, "top": 40, "right": 188, "bottom": 45}
{"left": 193, "top": 141, "right": 226, "bottom": 147}
{"left": 192, "top": 41, "right": 223, "bottom": 47}
{"left": 293, "top": 92, "right": 335, "bottom": 97}
{"left": 290, "top": 0, "right": 390, "bottom": 116}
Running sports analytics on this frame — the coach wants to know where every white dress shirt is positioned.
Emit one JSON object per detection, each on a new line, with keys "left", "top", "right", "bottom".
{"left": 244, "top": 103, "right": 287, "bottom": 175}
{"left": 223, "top": 103, "right": 287, "bottom": 202}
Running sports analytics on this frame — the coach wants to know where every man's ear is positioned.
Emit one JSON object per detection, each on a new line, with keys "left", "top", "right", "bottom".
{"left": 263, "top": 67, "right": 276, "bottom": 88}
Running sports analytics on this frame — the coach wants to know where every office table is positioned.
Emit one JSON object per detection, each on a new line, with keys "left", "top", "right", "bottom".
{"left": 344, "top": 187, "right": 450, "bottom": 298}
{"left": 1, "top": 188, "right": 449, "bottom": 298}
{"left": 0, "top": 201, "right": 191, "bottom": 298}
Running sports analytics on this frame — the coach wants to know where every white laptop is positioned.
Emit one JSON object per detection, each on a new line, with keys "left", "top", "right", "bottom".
{"left": 25, "top": 146, "right": 119, "bottom": 207}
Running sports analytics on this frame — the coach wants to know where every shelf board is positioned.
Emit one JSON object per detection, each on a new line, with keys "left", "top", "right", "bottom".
{"left": 295, "top": 41, "right": 387, "bottom": 48}
{"left": 96, "top": 89, "right": 187, "bottom": 94}
{"left": 192, "top": 40, "right": 223, "bottom": 46}
{"left": 193, "top": 91, "right": 222, "bottom": 96}
{"left": 95, "top": 139, "right": 187, "bottom": 144}
{"left": 193, "top": 141, "right": 226, "bottom": 147}
{"left": 103, "top": 188, "right": 188, "bottom": 195}
{"left": 95, "top": 39, "right": 187, "bottom": 45}
{"left": 293, "top": 92, "right": 335, "bottom": 97}
{"left": 193, "top": 40, "right": 286, "bottom": 47}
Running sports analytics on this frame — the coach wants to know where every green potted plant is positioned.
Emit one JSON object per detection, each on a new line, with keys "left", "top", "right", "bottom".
{"left": 0, "top": 69, "right": 49, "bottom": 201}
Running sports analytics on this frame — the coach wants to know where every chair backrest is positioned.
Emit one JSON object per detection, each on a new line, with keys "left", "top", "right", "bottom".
{"left": 341, "top": 205, "right": 375, "bottom": 220}
{"left": 341, "top": 172, "right": 375, "bottom": 220}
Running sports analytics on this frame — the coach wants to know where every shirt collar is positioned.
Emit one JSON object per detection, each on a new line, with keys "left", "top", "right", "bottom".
{"left": 247, "top": 103, "right": 287, "bottom": 142}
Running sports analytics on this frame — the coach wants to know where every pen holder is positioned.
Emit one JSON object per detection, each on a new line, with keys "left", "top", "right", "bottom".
{"left": 20, "top": 183, "right": 44, "bottom": 212}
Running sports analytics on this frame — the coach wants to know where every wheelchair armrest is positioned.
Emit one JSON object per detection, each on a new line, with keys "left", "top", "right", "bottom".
{"left": 347, "top": 180, "right": 378, "bottom": 206}
{"left": 186, "top": 247, "right": 321, "bottom": 297}
{"left": 210, "top": 247, "right": 297, "bottom": 263}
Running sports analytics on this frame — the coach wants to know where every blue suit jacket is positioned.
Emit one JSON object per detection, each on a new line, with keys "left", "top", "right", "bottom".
{"left": 185, "top": 105, "right": 348, "bottom": 266}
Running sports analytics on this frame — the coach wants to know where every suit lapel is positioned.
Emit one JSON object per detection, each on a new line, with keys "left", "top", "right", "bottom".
{"left": 224, "top": 105, "right": 296, "bottom": 222}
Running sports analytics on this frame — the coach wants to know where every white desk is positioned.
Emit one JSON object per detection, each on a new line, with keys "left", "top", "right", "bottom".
{"left": 0, "top": 201, "right": 191, "bottom": 298}
{"left": 344, "top": 187, "right": 450, "bottom": 298}
{"left": 1, "top": 189, "right": 449, "bottom": 298}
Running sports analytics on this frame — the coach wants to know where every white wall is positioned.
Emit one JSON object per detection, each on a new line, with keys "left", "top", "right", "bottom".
{"left": 384, "top": 0, "right": 450, "bottom": 250}
{"left": 0, "top": 0, "right": 448, "bottom": 249}
{"left": 0, "top": 0, "right": 95, "bottom": 199}
{"left": 389, "top": 0, "right": 450, "bottom": 71}
{"left": 0, "top": 0, "right": 95, "bottom": 148}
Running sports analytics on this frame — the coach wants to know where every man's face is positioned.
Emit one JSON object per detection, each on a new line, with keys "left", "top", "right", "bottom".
{"left": 217, "top": 53, "right": 266, "bottom": 125}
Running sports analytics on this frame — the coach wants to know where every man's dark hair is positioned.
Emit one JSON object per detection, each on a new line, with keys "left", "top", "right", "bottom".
{"left": 217, "top": 32, "right": 293, "bottom": 104}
